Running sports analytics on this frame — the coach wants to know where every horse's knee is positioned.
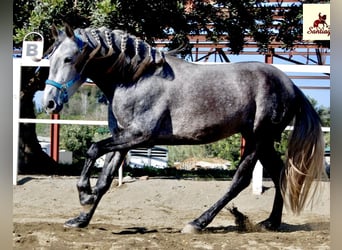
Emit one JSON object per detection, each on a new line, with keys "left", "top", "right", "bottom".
{"left": 76, "top": 179, "right": 109, "bottom": 206}
{"left": 76, "top": 178, "right": 90, "bottom": 192}
{"left": 76, "top": 177, "right": 95, "bottom": 205}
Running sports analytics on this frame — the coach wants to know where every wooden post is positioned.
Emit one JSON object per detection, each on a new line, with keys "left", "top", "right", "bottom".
{"left": 118, "top": 162, "right": 123, "bottom": 186}
{"left": 195, "top": 39, "right": 199, "bottom": 61}
{"left": 240, "top": 137, "right": 245, "bottom": 156}
{"left": 50, "top": 114, "right": 60, "bottom": 162}
{"left": 252, "top": 161, "right": 263, "bottom": 195}
{"left": 265, "top": 48, "right": 274, "bottom": 64}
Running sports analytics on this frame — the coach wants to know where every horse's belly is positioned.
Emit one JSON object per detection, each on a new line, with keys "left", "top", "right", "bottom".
{"left": 170, "top": 116, "right": 242, "bottom": 144}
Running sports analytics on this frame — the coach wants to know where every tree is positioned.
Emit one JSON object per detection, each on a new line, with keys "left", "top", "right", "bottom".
{"left": 14, "top": 0, "right": 330, "bottom": 53}
{"left": 18, "top": 66, "right": 59, "bottom": 174}
{"left": 204, "top": 134, "right": 242, "bottom": 168}
{"left": 13, "top": 0, "right": 93, "bottom": 48}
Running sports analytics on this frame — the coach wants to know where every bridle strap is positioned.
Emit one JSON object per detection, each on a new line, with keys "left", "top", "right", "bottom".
{"left": 45, "top": 79, "right": 64, "bottom": 89}
{"left": 45, "top": 74, "right": 82, "bottom": 103}
{"left": 45, "top": 74, "right": 81, "bottom": 89}
{"left": 74, "top": 34, "right": 84, "bottom": 51}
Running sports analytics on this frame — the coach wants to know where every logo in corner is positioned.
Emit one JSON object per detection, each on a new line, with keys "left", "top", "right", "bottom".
{"left": 303, "top": 4, "right": 330, "bottom": 41}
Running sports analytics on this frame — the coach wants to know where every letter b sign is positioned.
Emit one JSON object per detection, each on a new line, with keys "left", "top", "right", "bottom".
{"left": 25, "top": 43, "right": 40, "bottom": 56}
{"left": 22, "top": 32, "right": 44, "bottom": 62}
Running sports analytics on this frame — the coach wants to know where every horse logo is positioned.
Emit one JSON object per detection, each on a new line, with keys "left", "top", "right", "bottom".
{"left": 313, "top": 12, "right": 328, "bottom": 28}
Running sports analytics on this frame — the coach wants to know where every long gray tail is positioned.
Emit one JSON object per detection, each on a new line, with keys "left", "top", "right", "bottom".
{"left": 281, "top": 87, "right": 325, "bottom": 214}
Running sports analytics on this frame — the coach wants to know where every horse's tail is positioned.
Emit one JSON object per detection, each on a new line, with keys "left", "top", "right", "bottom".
{"left": 281, "top": 87, "right": 325, "bottom": 214}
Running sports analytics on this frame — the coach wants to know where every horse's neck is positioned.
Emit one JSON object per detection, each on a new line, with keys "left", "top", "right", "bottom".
{"left": 78, "top": 27, "right": 168, "bottom": 86}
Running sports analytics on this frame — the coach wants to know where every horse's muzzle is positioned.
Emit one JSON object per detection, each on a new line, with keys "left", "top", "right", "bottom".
{"left": 44, "top": 99, "right": 62, "bottom": 114}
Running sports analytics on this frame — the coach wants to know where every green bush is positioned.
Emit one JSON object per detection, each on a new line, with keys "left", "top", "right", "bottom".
{"left": 60, "top": 125, "right": 97, "bottom": 163}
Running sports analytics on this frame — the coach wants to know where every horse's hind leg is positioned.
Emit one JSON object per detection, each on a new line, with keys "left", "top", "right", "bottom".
{"left": 182, "top": 138, "right": 258, "bottom": 233}
{"left": 257, "top": 140, "right": 285, "bottom": 230}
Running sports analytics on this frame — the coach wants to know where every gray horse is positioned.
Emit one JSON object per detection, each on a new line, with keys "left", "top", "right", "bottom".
{"left": 42, "top": 24, "right": 324, "bottom": 233}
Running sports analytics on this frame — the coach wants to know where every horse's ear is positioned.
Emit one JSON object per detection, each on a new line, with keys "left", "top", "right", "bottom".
{"left": 64, "top": 23, "right": 74, "bottom": 38}
{"left": 51, "top": 24, "right": 59, "bottom": 40}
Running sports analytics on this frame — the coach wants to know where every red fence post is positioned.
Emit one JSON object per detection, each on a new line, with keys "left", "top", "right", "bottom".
{"left": 240, "top": 137, "right": 246, "bottom": 157}
{"left": 265, "top": 48, "right": 274, "bottom": 64}
{"left": 50, "top": 114, "right": 60, "bottom": 162}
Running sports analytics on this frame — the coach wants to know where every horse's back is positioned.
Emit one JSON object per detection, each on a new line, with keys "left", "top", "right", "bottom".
{"left": 167, "top": 58, "right": 297, "bottom": 112}
{"left": 168, "top": 58, "right": 294, "bottom": 92}
{"left": 163, "top": 58, "right": 298, "bottom": 141}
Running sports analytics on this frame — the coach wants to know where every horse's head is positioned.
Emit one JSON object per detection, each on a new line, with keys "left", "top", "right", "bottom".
{"left": 42, "top": 24, "right": 85, "bottom": 114}
{"left": 42, "top": 24, "right": 168, "bottom": 113}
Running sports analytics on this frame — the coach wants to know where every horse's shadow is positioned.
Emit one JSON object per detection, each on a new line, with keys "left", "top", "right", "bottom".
{"left": 17, "top": 176, "right": 35, "bottom": 185}
{"left": 277, "top": 221, "right": 330, "bottom": 232}
{"left": 204, "top": 221, "right": 329, "bottom": 234}
{"left": 110, "top": 227, "right": 159, "bottom": 235}
{"left": 97, "top": 221, "right": 329, "bottom": 235}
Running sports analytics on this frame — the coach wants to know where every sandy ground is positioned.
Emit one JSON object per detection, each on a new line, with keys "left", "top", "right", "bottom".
{"left": 13, "top": 175, "right": 330, "bottom": 249}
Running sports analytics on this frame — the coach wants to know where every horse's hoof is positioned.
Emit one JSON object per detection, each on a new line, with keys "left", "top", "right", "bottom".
{"left": 181, "top": 223, "right": 201, "bottom": 234}
{"left": 64, "top": 213, "right": 90, "bottom": 228}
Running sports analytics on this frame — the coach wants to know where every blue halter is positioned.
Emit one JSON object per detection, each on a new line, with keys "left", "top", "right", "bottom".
{"left": 45, "top": 74, "right": 82, "bottom": 103}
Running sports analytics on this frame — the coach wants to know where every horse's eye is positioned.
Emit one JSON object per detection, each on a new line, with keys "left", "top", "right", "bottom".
{"left": 64, "top": 57, "right": 73, "bottom": 64}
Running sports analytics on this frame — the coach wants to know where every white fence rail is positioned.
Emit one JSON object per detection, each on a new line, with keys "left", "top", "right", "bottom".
{"left": 18, "top": 118, "right": 108, "bottom": 125}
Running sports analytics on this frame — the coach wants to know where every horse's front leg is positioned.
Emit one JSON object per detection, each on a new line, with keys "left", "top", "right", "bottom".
{"left": 75, "top": 137, "right": 115, "bottom": 206}
{"left": 65, "top": 150, "right": 127, "bottom": 228}
{"left": 64, "top": 152, "right": 117, "bottom": 228}
{"left": 65, "top": 138, "right": 127, "bottom": 228}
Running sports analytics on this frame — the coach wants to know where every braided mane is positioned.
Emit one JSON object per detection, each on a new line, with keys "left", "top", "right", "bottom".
{"left": 73, "top": 27, "right": 166, "bottom": 83}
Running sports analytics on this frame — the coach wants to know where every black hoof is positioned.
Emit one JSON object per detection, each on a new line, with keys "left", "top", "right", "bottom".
{"left": 258, "top": 219, "right": 280, "bottom": 231}
{"left": 64, "top": 212, "right": 90, "bottom": 228}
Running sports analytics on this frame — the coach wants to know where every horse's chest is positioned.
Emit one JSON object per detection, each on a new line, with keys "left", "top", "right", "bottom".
{"left": 112, "top": 87, "right": 164, "bottom": 127}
